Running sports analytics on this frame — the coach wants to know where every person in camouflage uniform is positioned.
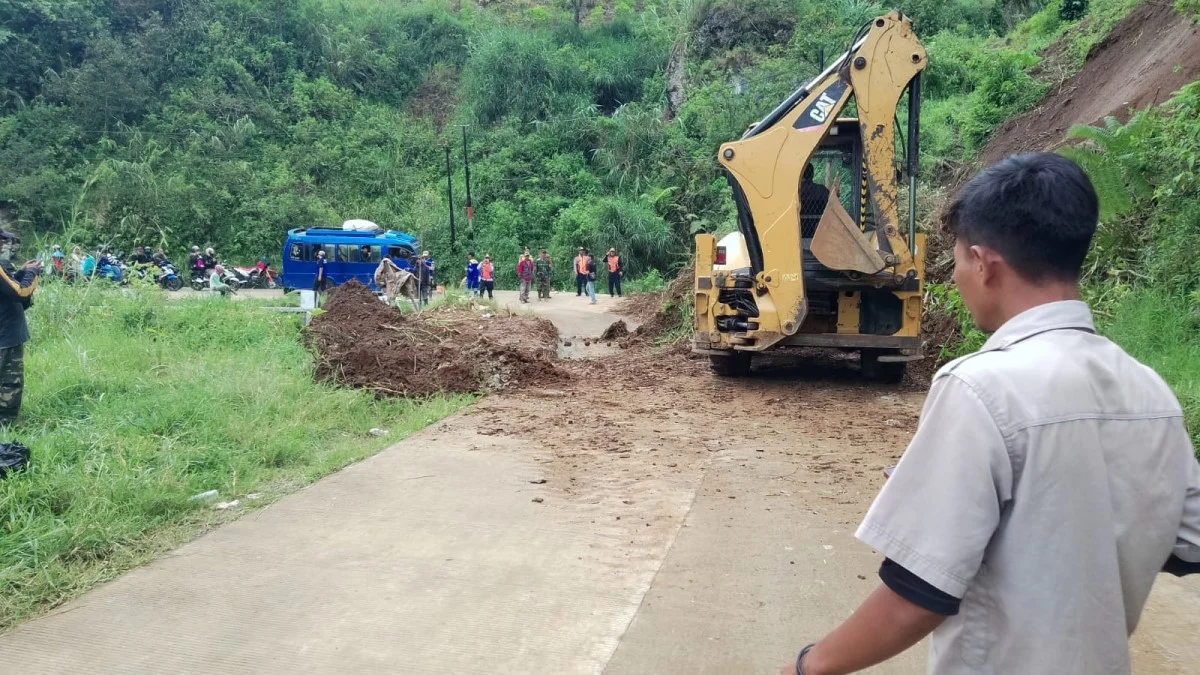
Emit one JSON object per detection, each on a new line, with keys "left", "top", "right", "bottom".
{"left": 534, "top": 249, "right": 553, "bottom": 300}
{"left": 0, "top": 229, "right": 40, "bottom": 425}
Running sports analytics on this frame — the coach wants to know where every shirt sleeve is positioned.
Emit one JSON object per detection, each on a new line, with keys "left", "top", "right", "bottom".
{"left": 855, "top": 373, "right": 1013, "bottom": 598}
{"left": 879, "top": 558, "right": 961, "bottom": 616}
{"left": 0, "top": 263, "right": 37, "bottom": 302}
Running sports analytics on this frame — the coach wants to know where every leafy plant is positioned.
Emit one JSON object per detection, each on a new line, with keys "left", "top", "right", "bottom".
{"left": 1057, "top": 115, "right": 1155, "bottom": 222}
{"left": 1060, "top": 0, "right": 1089, "bottom": 21}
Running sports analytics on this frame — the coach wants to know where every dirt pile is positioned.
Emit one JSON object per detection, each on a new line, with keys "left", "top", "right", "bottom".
{"left": 977, "top": 1, "right": 1200, "bottom": 166}
{"left": 307, "top": 282, "right": 565, "bottom": 396}
{"left": 600, "top": 320, "right": 630, "bottom": 341}
{"left": 618, "top": 265, "right": 695, "bottom": 347}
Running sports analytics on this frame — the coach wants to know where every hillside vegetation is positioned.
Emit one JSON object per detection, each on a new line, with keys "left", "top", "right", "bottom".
{"left": 3, "top": 0, "right": 1197, "bottom": 420}
{"left": 1, "top": 0, "right": 1140, "bottom": 285}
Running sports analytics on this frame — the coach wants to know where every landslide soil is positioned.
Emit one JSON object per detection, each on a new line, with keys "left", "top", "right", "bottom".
{"left": 978, "top": 1, "right": 1200, "bottom": 166}
{"left": 307, "top": 281, "right": 566, "bottom": 396}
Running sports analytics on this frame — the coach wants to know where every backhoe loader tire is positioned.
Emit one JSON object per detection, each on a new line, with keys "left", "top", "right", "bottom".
{"left": 709, "top": 352, "right": 752, "bottom": 377}
{"left": 861, "top": 350, "right": 906, "bottom": 384}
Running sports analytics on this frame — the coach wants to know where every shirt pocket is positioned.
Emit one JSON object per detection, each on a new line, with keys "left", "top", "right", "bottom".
{"left": 959, "top": 562, "right": 998, "bottom": 668}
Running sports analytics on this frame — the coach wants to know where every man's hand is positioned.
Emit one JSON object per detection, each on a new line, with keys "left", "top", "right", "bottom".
{"left": 23, "top": 260, "right": 42, "bottom": 272}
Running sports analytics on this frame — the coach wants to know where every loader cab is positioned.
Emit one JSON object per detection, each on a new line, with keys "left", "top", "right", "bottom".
{"left": 801, "top": 118, "right": 863, "bottom": 243}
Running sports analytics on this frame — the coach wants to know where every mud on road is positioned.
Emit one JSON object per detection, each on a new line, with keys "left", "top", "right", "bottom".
{"left": 482, "top": 290, "right": 1199, "bottom": 673}
{"left": 6, "top": 288, "right": 1194, "bottom": 674}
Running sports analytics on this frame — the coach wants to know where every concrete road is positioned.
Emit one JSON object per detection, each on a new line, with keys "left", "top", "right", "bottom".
{"left": 492, "top": 289, "right": 638, "bottom": 343}
{"left": 2, "top": 292, "right": 1195, "bottom": 674}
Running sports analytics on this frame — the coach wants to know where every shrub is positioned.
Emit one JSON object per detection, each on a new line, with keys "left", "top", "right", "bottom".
{"left": 1059, "top": 0, "right": 1089, "bottom": 21}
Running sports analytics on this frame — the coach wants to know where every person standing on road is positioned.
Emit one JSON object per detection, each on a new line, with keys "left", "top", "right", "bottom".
{"left": 604, "top": 248, "right": 624, "bottom": 298}
{"left": 517, "top": 253, "right": 535, "bottom": 303}
{"left": 479, "top": 255, "right": 495, "bottom": 300}
{"left": 584, "top": 250, "right": 598, "bottom": 304}
{"left": 465, "top": 253, "right": 481, "bottom": 297}
{"left": 574, "top": 247, "right": 588, "bottom": 296}
{"left": 782, "top": 153, "right": 1200, "bottom": 675}
{"left": 416, "top": 253, "right": 433, "bottom": 306}
{"left": 535, "top": 249, "right": 553, "bottom": 300}
{"left": 422, "top": 250, "right": 436, "bottom": 289}
{"left": 0, "top": 230, "right": 40, "bottom": 425}
{"left": 312, "top": 248, "right": 328, "bottom": 294}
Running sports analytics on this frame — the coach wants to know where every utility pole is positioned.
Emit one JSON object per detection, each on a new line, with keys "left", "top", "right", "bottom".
{"left": 445, "top": 146, "right": 455, "bottom": 251}
{"left": 461, "top": 125, "right": 474, "bottom": 249}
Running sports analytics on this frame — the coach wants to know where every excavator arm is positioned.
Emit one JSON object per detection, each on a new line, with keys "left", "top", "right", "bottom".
{"left": 713, "top": 12, "right": 926, "bottom": 346}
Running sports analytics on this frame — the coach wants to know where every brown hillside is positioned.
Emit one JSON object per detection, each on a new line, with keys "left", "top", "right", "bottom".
{"left": 978, "top": 1, "right": 1200, "bottom": 166}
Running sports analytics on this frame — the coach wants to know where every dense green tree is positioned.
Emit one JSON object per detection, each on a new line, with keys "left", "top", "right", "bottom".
{"left": 0, "top": 0, "right": 1095, "bottom": 281}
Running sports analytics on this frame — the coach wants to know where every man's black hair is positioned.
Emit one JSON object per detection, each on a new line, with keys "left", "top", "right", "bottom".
{"left": 803, "top": 164, "right": 815, "bottom": 181}
{"left": 943, "top": 152, "right": 1098, "bottom": 282}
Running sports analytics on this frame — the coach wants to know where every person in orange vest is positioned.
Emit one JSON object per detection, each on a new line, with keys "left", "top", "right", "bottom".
{"left": 479, "top": 254, "right": 495, "bottom": 299}
{"left": 574, "top": 246, "right": 588, "bottom": 296}
{"left": 605, "top": 248, "right": 624, "bottom": 298}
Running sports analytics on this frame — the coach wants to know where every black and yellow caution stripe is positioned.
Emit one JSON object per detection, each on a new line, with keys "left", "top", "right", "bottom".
{"left": 0, "top": 265, "right": 38, "bottom": 298}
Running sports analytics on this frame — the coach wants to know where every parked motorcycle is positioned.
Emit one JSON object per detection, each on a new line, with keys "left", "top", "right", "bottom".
{"left": 216, "top": 264, "right": 242, "bottom": 290}
{"left": 189, "top": 272, "right": 208, "bottom": 291}
{"left": 100, "top": 262, "right": 124, "bottom": 284}
{"left": 156, "top": 262, "right": 184, "bottom": 291}
{"left": 233, "top": 264, "right": 277, "bottom": 289}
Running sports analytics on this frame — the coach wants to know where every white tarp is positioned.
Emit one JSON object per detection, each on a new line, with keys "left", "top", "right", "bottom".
{"left": 342, "top": 219, "right": 380, "bottom": 232}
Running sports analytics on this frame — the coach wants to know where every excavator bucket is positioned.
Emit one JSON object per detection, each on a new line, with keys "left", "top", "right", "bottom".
{"left": 810, "top": 176, "right": 886, "bottom": 274}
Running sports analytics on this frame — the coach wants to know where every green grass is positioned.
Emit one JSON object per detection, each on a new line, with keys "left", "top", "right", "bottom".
{"left": 932, "top": 285, "right": 1200, "bottom": 456}
{"left": 1103, "top": 289, "right": 1200, "bottom": 452}
{"left": 1008, "top": 0, "right": 1142, "bottom": 58}
{"left": 0, "top": 282, "right": 472, "bottom": 627}
{"left": 623, "top": 270, "right": 667, "bottom": 294}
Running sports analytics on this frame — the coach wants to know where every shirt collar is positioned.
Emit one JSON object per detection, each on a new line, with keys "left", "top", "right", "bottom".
{"left": 980, "top": 300, "right": 1095, "bottom": 352}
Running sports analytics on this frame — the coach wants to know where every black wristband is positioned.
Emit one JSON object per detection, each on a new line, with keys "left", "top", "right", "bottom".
{"left": 796, "top": 643, "right": 816, "bottom": 675}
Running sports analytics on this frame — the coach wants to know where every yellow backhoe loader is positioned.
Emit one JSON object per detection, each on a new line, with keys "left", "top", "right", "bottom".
{"left": 693, "top": 12, "right": 927, "bottom": 382}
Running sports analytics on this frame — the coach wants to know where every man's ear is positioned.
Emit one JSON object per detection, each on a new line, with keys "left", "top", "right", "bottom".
{"left": 972, "top": 245, "right": 1005, "bottom": 287}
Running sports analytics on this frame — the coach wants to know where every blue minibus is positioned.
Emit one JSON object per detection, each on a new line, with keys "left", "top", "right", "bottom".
{"left": 280, "top": 228, "right": 420, "bottom": 292}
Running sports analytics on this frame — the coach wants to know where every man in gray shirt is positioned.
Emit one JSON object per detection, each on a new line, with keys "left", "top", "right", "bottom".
{"left": 786, "top": 153, "right": 1200, "bottom": 674}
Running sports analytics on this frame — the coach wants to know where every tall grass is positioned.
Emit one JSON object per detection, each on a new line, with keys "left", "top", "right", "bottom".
{"left": 0, "top": 282, "right": 471, "bottom": 626}
{"left": 1104, "top": 289, "right": 1200, "bottom": 452}
{"left": 931, "top": 285, "right": 1199, "bottom": 456}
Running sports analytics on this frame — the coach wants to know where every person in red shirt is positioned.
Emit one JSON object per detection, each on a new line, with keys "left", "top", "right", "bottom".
{"left": 479, "top": 254, "right": 495, "bottom": 299}
{"left": 517, "top": 253, "right": 534, "bottom": 303}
